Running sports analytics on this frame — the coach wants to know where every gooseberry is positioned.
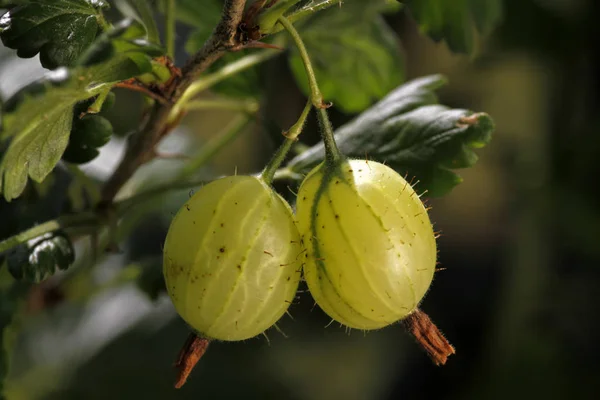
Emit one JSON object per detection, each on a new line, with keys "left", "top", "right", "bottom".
{"left": 296, "top": 159, "right": 437, "bottom": 330}
{"left": 163, "top": 175, "right": 302, "bottom": 341}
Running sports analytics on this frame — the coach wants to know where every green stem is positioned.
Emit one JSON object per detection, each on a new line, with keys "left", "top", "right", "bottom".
{"left": 165, "top": 0, "right": 176, "bottom": 59}
{"left": 283, "top": 0, "right": 341, "bottom": 28}
{"left": 131, "top": 0, "right": 161, "bottom": 45}
{"left": 118, "top": 115, "right": 253, "bottom": 216}
{"left": 259, "top": 0, "right": 341, "bottom": 35}
{"left": 0, "top": 213, "right": 98, "bottom": 254}
{"left": 184, "top": 98, "right": 259, "bottom": 114}
{"left": 277, "top": 17, "right": 322, "bottom": 107}
{"left": 316, "top": 107, "right": 341, "bottom": 164}
{"left": 277, "top": 16, "right": 341, "bottom": 164}
{"left": 169, "top": 48, "right": 280, "bottom": 122}
{"left": 1, "top": 165, "right": 295, "bottom": 257}
{"left": 87, "top": 88, "right": 111, "bottom": 114}
{"left": 261, "top": 99, "right": 312, "bottom": 184}
{"left": 97, "top": 12, "right": 111, "bottom": 31}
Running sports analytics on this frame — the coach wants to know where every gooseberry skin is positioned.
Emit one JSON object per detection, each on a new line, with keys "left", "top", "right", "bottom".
{"left": 296, "top": 160, "right": 437, "bottom": 330}
{"left": 163, "top": 176, "right": 302, "bottom": 341}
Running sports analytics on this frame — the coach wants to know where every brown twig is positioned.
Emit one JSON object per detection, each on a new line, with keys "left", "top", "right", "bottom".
{"left": 99, "top": 0, "right": 248, "bottom": 206}
{"left": 114, "top": 80, "right": 171, "bottom": 104}
{"left": 402, "top": 308, "right": 455, "bottom": 366}
{"left": 174, "top": 333, "right": 211, "bottom": 389}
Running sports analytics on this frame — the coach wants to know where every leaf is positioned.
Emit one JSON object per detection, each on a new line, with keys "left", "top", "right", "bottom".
{"left": 168, "top": 0, "right": 222, "bottom": 52}
{"left": 167, "top": 0, "right": 222, "bottom": 29}
{"left": 113, "top": 0, "right": 161, "bottom": 44}
{"left": 286, "top": 75, "right": 495, "bottom": 196}
{"left": 403, "top": 0, "right": 503, "bottom": 54}
{"left": 289, "top": 1, "right": 404, "bottom": 113}
{"left": 78, "top": 19, "right": 164, "bottom": 74}
{"left": 0, "top": 21, "right": 161, "bottom": 201}
{"left": 6, "top": 231, "right": 75, "bottom": 283}
{"left": 0, "top": 0, "right": 109, "bottom": 69}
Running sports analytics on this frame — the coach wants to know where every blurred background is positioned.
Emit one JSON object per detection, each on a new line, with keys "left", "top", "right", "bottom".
{"left": 1, "top": 0, "right": 600, "bottom": 399}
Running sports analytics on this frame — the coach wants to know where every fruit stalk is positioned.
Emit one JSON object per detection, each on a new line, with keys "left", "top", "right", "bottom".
{"left": 165, "top": 0, "right": 176, "bottom": 59}
{"left": 277, "top": 16, "right": 342, "bottom": 164}
{"left": 402, "top": 309, "right": 455, "bottom": 365}
{"left": 261, "top": 98, "right": 312, "bottom": 184}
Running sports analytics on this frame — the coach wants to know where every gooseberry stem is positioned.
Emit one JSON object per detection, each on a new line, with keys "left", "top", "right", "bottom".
{"left": 165, "top": 0, "right": 176, "bottom": 60}
{"left": 402, "top": 308, "right": 455, "bottom": 366}
{"left": 261, "top": 99, "right": 312, "bottom": 184}
{"left": 174, "top": 333, "right": 211, "bottom": 388}
{"left": 277, "top": 16, "right": 342, "bottom": 164}
{"left": 170, "top": 48, "right": 280, "bottom": 123}
{"left": 316, "top": 107, "right": 341, "bottom": 165}
{"left": 277, "top": 17, "right": 321, "bottom": 107}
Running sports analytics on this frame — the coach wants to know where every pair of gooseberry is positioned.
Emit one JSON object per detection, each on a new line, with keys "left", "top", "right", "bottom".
{"left": 163, "top": 158, "right": 444, "bottom": 385}
{"left": 164, "top": 157, "right": 437, "bottom": 336}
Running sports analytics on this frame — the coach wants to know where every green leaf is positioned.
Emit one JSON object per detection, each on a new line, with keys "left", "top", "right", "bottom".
{"left": 78, "top": 19, "right": 164, "bottom": 73}
{"left": 0, "top": 0, "right": 109, "bottom": 69}
{"left": 289, "top": 1, "right": 404, "bottom": 113}
{"left": 114, "top": 0, "right": 161, "bottom": 44}
{"left": 403, "top": 0, "right": 503, "bottom": 54}
{"left": 0, "top": 21, "right": 160, "bottom": 201}
{"left": 202, "top": 51, "right": 265, "bottom": 98}
{"left": 6, "top": 230, "right": 75, "bottom": 283}
{"left": 167, "top": 0, "right": 222, "bottom": 28}
{"left": 169, "top": 0, "right": 222, "bottom": 52}
{"left": 287, "top": 75, "right": 495, "bottom": 196}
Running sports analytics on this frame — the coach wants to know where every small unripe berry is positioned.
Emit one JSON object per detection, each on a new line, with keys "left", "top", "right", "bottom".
{"left": 163, "top": 176, "right": 302, "bottom": 341}
{"left": 296, "top": 159, "right": 437, "bottom": 330}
